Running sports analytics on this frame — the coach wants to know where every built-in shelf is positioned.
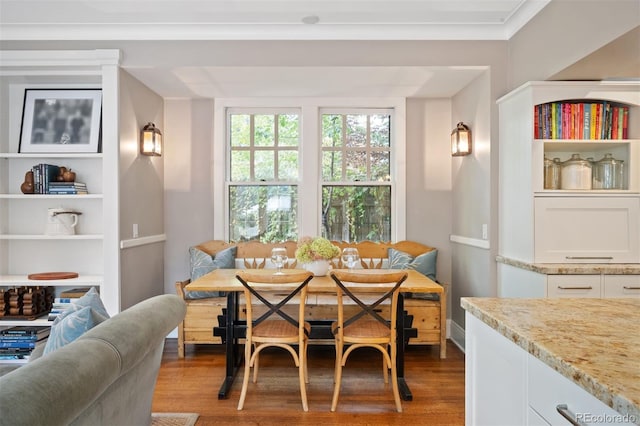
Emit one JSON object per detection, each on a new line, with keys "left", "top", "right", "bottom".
{"left": 0, "top": 194, "right": 103, "bottom": 199}
{"left": 0, "top": 234, "right": 103, "bottom": 240}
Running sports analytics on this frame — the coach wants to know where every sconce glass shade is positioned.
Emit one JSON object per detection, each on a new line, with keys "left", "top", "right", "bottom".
{"left": 451, "top": 122, "right": 472, "bottom": 156}
{"left": 141, "top": 122, "right": 162, "bottom": 156}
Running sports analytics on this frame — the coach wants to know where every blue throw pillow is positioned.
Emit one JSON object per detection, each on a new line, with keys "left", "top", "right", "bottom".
{"left": 54, "top": 287, "right": 110, "bottom": 321}
{"left": 388, "top": 248, "right": 439, "bottom": 300}
{"left": 187, "top": 246, "right": 237, "bottom": 299}
{"left": 43, "top": 306, "right": 108, "bottom": 355}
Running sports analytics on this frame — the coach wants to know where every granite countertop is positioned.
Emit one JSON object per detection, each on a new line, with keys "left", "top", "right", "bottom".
{"left": 461, "top": 297, "right": 640, "bottom": 419}
{"left": 496, "top": 255, "right": 640, "bottom": 275}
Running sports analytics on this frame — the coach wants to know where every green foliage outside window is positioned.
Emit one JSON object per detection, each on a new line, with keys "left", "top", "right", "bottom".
{"left": 229, "top": 113, "right": 300, "bottom": 243}
{"left": 321, "top": 112, "right": 392, "bottom": 243}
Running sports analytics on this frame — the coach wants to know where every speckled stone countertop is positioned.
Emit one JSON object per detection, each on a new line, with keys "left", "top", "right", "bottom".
{"left": 461, "top": 297, "right": 640, "bottom": 419}
{"left": 496, "top": 255, "right": 640, "bottom": 274}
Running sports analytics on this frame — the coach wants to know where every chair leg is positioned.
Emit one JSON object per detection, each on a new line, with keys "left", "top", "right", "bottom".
{"left": 252, "top": 343, "right": 260, "bottom": 383}
{"left": 382, "top": 352, "right": 388, "bottom": 384}
{"left": 390, "top": 346, "right": 402, "bottom": 413}
{"left": 331, "top": 339, "right": 343, "bottom": 412}
{"left": 237, "top": 341, "right": 253, "bottom": 410}
{"left": 298, "top": 341, "right": 309, "bottom": 411}
{"left": 303, "top": 340, "right": 309, "bottom": 384}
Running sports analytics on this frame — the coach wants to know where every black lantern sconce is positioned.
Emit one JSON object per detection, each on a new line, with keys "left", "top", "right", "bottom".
{"left": 451, "top": 122, "right": 472, "bottom": 156}
{"left": 140, "top": 122, "right": 162, "bottom": 156}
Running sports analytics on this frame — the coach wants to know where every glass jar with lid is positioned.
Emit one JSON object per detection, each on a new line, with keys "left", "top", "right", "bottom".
{"left": 543, "top": 157, "right": 561, "bottom": 189}
{"left": 592, "top": 153, "right": 625, "bottom": 190}
{"left": 561, "top": 153, "right": 592, "bottom": 190}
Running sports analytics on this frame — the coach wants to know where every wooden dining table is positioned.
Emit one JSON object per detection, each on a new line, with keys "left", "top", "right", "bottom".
{"left": 186, "top": 268, "right": 445, "bottom": 401}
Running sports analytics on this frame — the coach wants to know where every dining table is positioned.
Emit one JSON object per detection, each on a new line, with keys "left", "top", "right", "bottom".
{"left": 185, "top": 267, "right": 445, "bottom": 401}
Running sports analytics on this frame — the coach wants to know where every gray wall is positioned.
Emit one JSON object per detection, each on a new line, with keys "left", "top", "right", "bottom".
{"left": 507, "top": 0, "right": 639, "bottom": 91}
{"left": 118, "top": 69, "right": 165, "bottom": 309}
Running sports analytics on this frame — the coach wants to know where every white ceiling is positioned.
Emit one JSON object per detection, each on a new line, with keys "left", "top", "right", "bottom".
{"left": 0, "top": 0, "right": 551, "bottom": 98}
{"left": 0, "top": 0, "right": 550, "bottom": 41}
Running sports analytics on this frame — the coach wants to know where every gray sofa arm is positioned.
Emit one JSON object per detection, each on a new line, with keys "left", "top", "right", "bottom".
{"left": 0, "top": 294, "right": 186, "bottom": 426}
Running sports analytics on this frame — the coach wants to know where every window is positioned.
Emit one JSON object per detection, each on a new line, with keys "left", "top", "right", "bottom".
{"left": 216, "top": 99, "right": 405, "bottom": 243}
{"left": 321, "top": 111, "right": 392, "bottom": 242}
{"left": 227, "top": 111, "right": 300, "bottom": 242}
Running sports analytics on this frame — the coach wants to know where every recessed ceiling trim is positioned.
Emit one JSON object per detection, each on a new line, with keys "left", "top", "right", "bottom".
{"left": 1, "top": 22, "right": 523, "bottom": 41}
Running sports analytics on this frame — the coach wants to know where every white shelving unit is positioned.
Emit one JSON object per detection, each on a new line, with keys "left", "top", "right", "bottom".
{"left": 0, "top": 50, "right": 121, "bottom": 323}
{"left": 497, "top": 81, "right": 640, "bottom": 298}
{"left": 498, "top": 81, "right": 640, "bottom": 265}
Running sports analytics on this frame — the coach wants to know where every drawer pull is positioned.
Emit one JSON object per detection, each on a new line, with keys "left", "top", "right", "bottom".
{"left": 623, "top": 286, "right": 640, "bottom": 290}
{"left": 556, "top": 404, "right": 586, "bottom": 426}
{"left": 565, "top": 256, "right": 613, "bottom": 260}
{"left": 557, "top": 286, "right": 593, "bottom": 290}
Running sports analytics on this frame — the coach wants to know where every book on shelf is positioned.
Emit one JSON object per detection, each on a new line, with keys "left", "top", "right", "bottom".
{"left": 31, "top": 163, "right": 60, "bottom": 194}
{"left": 0, "top": 341, "right": 36, "bottom": 349}
{"left": 53, "top": 297, "right": 80, "bottom": 304}
{"left": 59, "top": 287, "right": 91, "bottom": 298}
{"left": 0, "top": 325, "right": 51, "bottom": 337}
{"left": 0, "top": 336, "right": 39, "bottom": 342}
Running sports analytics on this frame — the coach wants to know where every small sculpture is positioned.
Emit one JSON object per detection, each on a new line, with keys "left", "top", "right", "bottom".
{"left": 20, "top": 170, "right": 34, "bottom": 194}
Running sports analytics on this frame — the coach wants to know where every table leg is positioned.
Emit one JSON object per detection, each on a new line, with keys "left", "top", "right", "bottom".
{"left": 218, "top": 291, "right": 240, "bottom": 399}
{"left": 396, "top": 293, "right": 412, "bottom": 401}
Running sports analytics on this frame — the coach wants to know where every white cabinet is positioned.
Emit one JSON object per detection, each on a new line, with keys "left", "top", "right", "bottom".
{"left": 528, "top": 354, "right": 635, "bottom": 426}
{"left": 603, "top": 275, "right": 640, "bottom": 298}
{"left": 534, "top": 197, "right": 640, "bottom": 263}
{"left": 465, "top": 313, "right": 635, "bottom": 426}
{"left": 0, "top": 50, "right": 121, "bottom": 320}
{"left": 465, "top": 312, "right": 527, "bottom": 426}
{"left": 498, "top": 81, "right": 640, "bottom": 265}
{"left": 547, "top": 274, "right": 601, "bottom": 298}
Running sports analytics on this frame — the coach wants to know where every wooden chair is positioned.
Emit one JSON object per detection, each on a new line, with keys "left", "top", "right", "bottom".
{"left": 235, "top": 269, "right": 314, "bottom": 411}
{"left": 329, "top": 269, "right": 408, "bottom": 413}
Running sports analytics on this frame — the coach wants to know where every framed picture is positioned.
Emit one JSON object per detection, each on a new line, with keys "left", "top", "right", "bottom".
{"left": 19, "top": 89, "right": 102, "bottom": 153}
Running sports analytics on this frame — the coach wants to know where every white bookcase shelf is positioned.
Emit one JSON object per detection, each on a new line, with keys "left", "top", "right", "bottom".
{"left": 0, "top": 49, "right": 121, "bottom": 322}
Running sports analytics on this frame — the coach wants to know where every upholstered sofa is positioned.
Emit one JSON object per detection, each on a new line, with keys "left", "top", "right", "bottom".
{"left": 0, "top": 294, "right": 186, "bottom": 426}
{"left": 176, "top": 240, "right": 446, "bottom": 359}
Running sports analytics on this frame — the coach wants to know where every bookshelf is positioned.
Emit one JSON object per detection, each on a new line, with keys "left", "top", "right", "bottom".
{"left": 0, "top": 50, "right": 121, "bottom": 324}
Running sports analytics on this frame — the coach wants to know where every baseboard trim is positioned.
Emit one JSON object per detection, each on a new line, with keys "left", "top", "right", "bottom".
{"left": 450, "top": 320, "right": 466, "bottom": 353}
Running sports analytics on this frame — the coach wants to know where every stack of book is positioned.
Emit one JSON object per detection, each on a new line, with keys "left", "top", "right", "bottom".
{"left": 47, "top": 287, "right": 90, "bottom": 321}
{"left": 48, "top": 181, "right": 88, "bottom": 195}
{"left": 0, "top": 326, "right": 50, "bottom": 363}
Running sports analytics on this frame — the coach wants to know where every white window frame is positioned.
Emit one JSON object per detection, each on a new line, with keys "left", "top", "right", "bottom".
{"left": 213, "top": 97, "right": 406, "bottom": 241}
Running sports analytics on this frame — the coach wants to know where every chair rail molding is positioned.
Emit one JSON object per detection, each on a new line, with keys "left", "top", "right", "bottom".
{"left": 120, "top": 234, "right": 166, "bottom": 249}
{"left": 449, "top": 234, "right": 490, "bottom": 250}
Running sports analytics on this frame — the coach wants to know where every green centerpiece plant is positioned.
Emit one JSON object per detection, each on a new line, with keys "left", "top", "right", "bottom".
{"left": 295, "top": 237, "right": 340, "bottom": 276}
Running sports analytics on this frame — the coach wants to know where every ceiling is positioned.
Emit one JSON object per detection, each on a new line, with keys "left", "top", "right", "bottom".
{"left": 0, "top": 0, "right": 550, "bottom": 41}
{"left": 0, "top": 0, "right": 552, "bottom": 99}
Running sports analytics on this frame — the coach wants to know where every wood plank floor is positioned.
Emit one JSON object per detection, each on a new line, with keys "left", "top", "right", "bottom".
{"left": 152, "top": 339, "right": 465, "bottom": 425}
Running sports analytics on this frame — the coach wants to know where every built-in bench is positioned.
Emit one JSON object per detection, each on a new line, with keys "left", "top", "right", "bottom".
{"left": 175, "top": 240, "right": 446, "bottom": 358}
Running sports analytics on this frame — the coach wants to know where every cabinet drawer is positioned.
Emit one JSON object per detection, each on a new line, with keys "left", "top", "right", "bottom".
{"left": 603, "top": 275, "right": 640, "bottom": 298}
{"left": 547, "top": 275, "right": 601, "bottom": 298}
{"left": 534, "top": 197, "right": 640, "bottom": 263}
{"left": 528, "top": 354, "right": 635, "bottom": 425}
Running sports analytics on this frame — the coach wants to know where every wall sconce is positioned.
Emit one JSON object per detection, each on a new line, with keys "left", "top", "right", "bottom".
{"left": 140, "top": 122, "right": 162, "bottom": 156}
{"left": 451, "top": 122, "right": 472, "bottom": 156}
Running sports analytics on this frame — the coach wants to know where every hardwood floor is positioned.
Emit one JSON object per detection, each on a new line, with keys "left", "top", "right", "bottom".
{"left": 152, "top": 339, "right": 465, "bottom": 425}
